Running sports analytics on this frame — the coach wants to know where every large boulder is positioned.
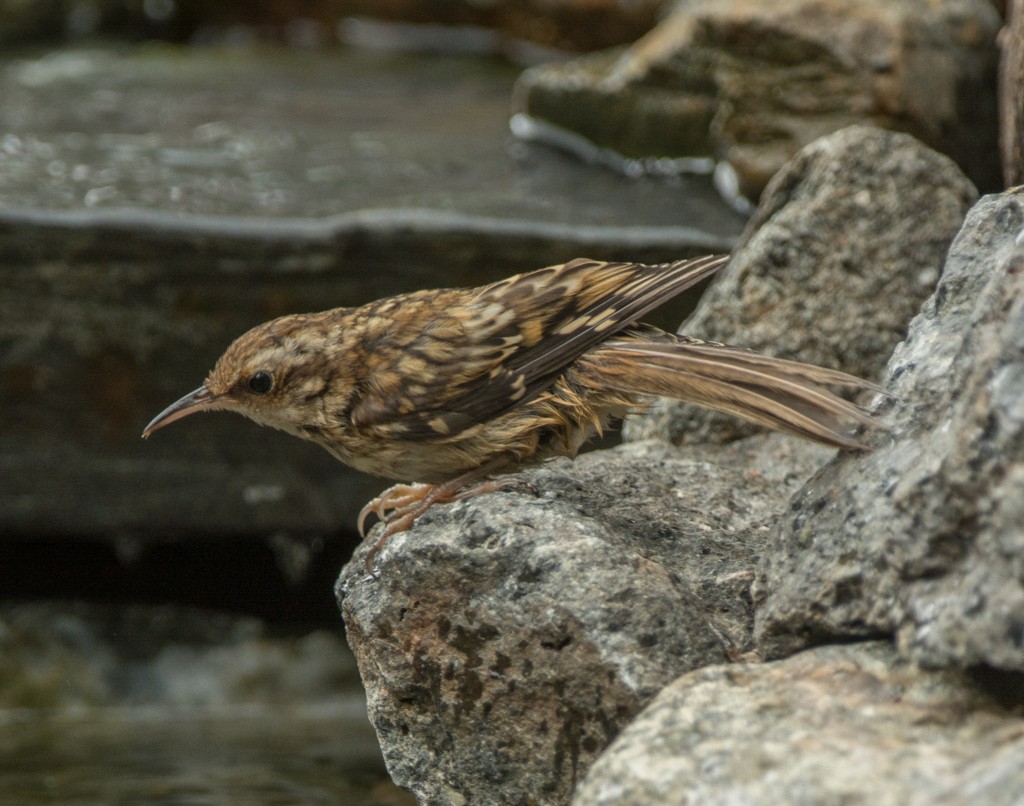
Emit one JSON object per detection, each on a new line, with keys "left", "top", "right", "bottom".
{"left": 755, "top": 186, "right": 1024, "bottom": 671}
{"left": 575, "top": 642, "right": 1024, "bottom": 806}
{"left": 337, "top": 438, "right": 832, "bottom": 804}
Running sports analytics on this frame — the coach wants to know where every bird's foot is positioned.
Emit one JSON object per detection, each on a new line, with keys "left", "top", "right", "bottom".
{"left": 357, "top": 483, "right": 435, "bottom": 538}
{"left": 359, "top": 473, "right": 530, "bottom": 573}
{"left": 361, "top": 482, "right": 457, "bottom": 573}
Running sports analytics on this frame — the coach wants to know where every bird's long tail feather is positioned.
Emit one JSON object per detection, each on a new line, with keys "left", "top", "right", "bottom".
{"left": 584, "top": 335, "right": 885, "bottom": 449}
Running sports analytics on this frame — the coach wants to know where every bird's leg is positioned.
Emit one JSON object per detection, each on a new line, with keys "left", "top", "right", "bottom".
{"left": 449, "top": 476, "right": 534, "bottom": 503}
{"left": 361, "top": 457, "right": 522, "bottom": 572}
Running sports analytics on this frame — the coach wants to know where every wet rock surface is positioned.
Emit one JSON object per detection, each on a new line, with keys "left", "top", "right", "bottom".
{"left": 516, "top": 0, "right": 1001, "bottom": 199}
{"left": 0, "top": 47, "right": 740, "bottom": 228}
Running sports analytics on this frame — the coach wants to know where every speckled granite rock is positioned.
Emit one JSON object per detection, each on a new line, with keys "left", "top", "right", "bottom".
{"left": 755, "top": 186, "right": 1024, "bottom": 670}
{"left": 334, "top": 147, "right": 1024, "bottom": 806}
{"left": 337, "top": 437, "right": 835, "bottom": 805}
{"left": 574, "top": 642, "right": 1024, "bottom": 806}
{"left": 333, "top": 138, "right": 1023, "bottom": 805}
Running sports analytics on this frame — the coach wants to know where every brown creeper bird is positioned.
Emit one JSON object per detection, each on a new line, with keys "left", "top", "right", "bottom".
{"left": 143, "top": 255, "right": 883, "bottom": 569}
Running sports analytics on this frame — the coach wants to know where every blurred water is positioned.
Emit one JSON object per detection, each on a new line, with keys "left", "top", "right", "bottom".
{"left": 0, "top": 705, "right": 403, "bottom": 804}
{"left": 0, "top": 603, "right": 407, "bottom": 804}
{"left": 0, "top": 44, "right": 745, "bottom": 233}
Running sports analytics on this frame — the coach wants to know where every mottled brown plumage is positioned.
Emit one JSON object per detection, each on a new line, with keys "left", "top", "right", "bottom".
{"left": 143, "top": 255, "right": 884, "bottom": 569}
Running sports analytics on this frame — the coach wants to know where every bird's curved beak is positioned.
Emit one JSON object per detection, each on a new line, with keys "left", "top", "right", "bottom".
{"left": 142, "top": 385, "right": 222, "bottom": 438}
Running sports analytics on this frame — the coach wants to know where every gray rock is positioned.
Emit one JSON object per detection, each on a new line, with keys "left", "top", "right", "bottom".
{"left": 755, "top": 187, "right": 1024, "bottom": 670}
{"left": 515, "top": 0, "right": 1001, "bottom": 198}
{"left": 336, "top": 437, "right": 832, "bottom": 805}
{"left": 574, "top": 642, "right": 1024, "bottom": 806}
{"left": 626, "top": 125, "right": 977, "bottom": 447}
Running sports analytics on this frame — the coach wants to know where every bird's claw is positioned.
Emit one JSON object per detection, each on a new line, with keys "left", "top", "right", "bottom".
{"left": 355, "top": 472, "right": 527, "bottom": 574}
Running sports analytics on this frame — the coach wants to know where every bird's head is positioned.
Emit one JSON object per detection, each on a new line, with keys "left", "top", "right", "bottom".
{"left": 142, "top": 312, "right": 343, "bottom": 440}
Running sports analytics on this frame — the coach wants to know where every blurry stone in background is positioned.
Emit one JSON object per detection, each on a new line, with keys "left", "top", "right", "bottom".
{"left": 516, "top": 0, "right": 1003, "bottom": 202}
{"left": 0, "top": 1, "right": 1006, "bottom": 198}
{"left": 0, "top": 0, "right": 675, "bottom": 51}
{"left": 1000, "top": 0, "right": 1024, "bottom": 185}
{"left": 341, "top": 0, "right": 671, "bottom": 51}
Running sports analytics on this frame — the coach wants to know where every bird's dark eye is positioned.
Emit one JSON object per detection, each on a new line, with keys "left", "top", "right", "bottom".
{"left": 247, "top": 370, "right": 273, "bottom": 395}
